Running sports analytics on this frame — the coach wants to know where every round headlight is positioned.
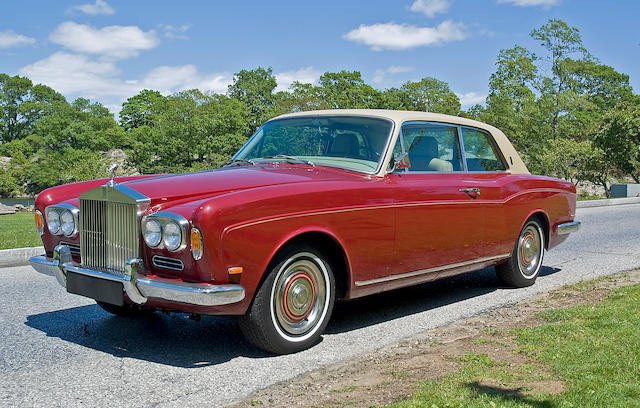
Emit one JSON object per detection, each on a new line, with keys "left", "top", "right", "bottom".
{"left": 60, "top": 209, "right": 75, "bottom": 236}
{"left": 163, "top": 221, "right": 182, "bottom": 251}
{"left": 143, "top": 219, "right": 162, "bottom": 247}
{"left": 46, "top": 208, "right": 60, "bottom": 235}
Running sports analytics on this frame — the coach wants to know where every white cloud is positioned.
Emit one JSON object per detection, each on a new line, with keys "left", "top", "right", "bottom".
{"left": 410, "top": 0, "right": 450, "bottom": 17}
{"left": 497, "top": 0, "right": 559, "bottom": 7}
{"left": 373, "top": 66, "right": 414, "bottom": 84}
{"left": 19, "top": 52, "right": 132, "bottom": 97}
{"left": 140, "top": 65, "right": 232, "bottom": 94}
{"left": 50, "top": 22, "right": 158, "bottom": 59}
{"left": 344, "top": 20, "right": 467, "bottom": 51}
{"left": 68, "top": 0, "right": 115, "bottom": 15}
{"left": 0, "top": 30, "right": 36, "bottom": 48}
{"left": 19, "top": 52, "right": 233, "bottom": 113}
{"left": 456, "top": 91, "right": 487, "bottom": 107}
{"left": 161, "top": 24, "right": 192, "bottom": 40}
{"left": 275, "top": 67, "right": 321, "bottom": 91}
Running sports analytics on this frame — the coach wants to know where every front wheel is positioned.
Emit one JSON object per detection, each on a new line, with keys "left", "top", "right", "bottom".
{"left": 496, "top": 219, "right": 545, "bottom": 288}
{"left": 239, "top": 245, "right": 335, "bottom": 354}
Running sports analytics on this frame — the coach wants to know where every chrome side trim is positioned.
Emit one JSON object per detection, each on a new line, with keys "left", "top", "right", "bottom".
{"left": 354, "top": 253, "right": 511, "bottom": 287}
{"left": 28, "top": 246, "right": 245, "bottom": 307}
{"left": 557, "top": 220, "right": 581, "bottom": 235}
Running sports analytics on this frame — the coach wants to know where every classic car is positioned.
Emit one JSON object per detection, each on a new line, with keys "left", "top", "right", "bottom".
{"left": 29, "top": 109, "right": 580, "bottom": 354}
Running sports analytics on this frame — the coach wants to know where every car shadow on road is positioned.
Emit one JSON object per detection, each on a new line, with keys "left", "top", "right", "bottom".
{"left": 25, "top": 265, "right": 561, "bottom": 368}
{"left": 25, "top": 305, "right": 269, "bottom": 368}
{"left": 326, "top": 265, "right": 560, "bottom": 334}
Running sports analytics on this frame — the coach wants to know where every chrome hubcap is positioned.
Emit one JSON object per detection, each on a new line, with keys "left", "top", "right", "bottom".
{"left": 518, "top": 225, "right": 542, "bottom": 278}
{"left": 273, "top": 257, "right": 327, "bottom": 336}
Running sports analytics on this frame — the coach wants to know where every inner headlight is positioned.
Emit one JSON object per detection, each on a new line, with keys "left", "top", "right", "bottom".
{"left": 46, "top": 208, "right": 60, "bottom": 235}
{"left": 143, "top": 219, "right": 162, "bottom": 247}
{"left": 163, "top": 221, "right": 182, "bottom": 251}
{"left": 60, "top": 209, "right": 75, "bottom": 236}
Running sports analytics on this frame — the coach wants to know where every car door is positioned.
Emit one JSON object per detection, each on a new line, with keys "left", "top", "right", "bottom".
{"left": 459, "top": 126, "right": 512, "bottom": 258}
{"left": 390, "top": 121, "right": 487, "bottom": 276}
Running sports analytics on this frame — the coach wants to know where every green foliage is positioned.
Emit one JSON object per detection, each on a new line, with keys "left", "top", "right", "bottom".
{"left": 594, "top": 103, "right": 640, "bottom": 183}
{"left": 128, "top": 90, "right": 250, "bottom": 173}
{"left": 0, "top": 74, "right": 66, "bottom": 143}
{"left": 0, "top": 18, "right": 637, "bottom": 197}
{"left": 400, "top": 77, "right": 461, "bottom": 114}
{"left": 228, "top": 67, "right": 278, "bottom": 131}
{"left": 120, "top": 89, "right": 168, "bottom": 131}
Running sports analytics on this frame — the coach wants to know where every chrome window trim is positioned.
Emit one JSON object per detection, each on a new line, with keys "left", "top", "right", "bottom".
{"left": 142, "top": 211, "right": 189, "bottom": 252}
{"left": 393, "top": 121, "right": 466, "bottom": 174}
{"left": 458, "top": 125, "right": 508, "bottom": 172}
{"left": 44, "top": 203, "right": 80, "bottom": 238}
{"left": 233, "top": 114, "right": 396, "bottom": 176}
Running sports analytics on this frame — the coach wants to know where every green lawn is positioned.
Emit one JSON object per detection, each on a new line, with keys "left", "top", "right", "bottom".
{"left": 387, "top": 283, "right": 640, "bottom": 408}
{"left": 0, "top": 212, "right": 42, "bottom": 249}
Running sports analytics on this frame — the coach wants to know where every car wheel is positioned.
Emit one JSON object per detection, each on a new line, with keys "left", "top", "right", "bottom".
{"left": 96, "top": 301, "right": 153, "bottom": 317}
{"left": 239, "top": 245, "right": 335, "bottom": 354}
{"left": 496, "top": 219, "right": 545, "bottom": 288}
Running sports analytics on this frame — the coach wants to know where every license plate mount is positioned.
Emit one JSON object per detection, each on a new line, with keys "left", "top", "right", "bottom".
{"left": 66, "top": 272, "right": 124, "bottom": 306}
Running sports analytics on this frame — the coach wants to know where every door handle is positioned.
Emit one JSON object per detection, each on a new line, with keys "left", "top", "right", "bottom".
{"left": 459, "top": 187, "right": 480, "bottom": 198}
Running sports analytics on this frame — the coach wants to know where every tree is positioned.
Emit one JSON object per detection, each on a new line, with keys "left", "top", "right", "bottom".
{"left": 594, "top": 103, "right": 640, "bottom": 183}
{"left": 317, "top": 71, "right": 379, "bottom": 109}
{"left": 400, "top": 77, "right": 461, "bottom": 114}
{"left": 128, "top": 90, "right": 251, "bottom": 173}
{"left": 0, "top": 74, "right": 65, "bottom": 143}
{"left": 119, "top": 89, "right": 168, "bottom": 131}
{"left": 228, "top": 67, "right": 277, "bottom": 132}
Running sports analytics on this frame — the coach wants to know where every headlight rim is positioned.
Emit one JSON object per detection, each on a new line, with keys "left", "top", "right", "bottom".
{"left": 44, "top": 203, "right": 79, "bottom": 237}
{"left": 143, "top": 218, "right": 163, "bottom": 248}
{"left": 142, "top": 212, "right": 188, "bottom": 252}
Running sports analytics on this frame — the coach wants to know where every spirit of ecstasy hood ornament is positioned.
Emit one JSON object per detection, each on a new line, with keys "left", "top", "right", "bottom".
{"left": 106, "top": 163, "right": 119, "bottom": 187}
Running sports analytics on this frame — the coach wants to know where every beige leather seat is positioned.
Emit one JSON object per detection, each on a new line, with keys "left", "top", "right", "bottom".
{"left": 407, "top": 136, "right": 453, "bottom": 172}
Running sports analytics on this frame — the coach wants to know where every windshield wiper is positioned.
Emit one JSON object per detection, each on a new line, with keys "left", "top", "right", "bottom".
{"left": 223, "top": 158, "right": 256, "bottom": 167}
{"left": 263, "top": 155, "right": 315, "bottom": 167}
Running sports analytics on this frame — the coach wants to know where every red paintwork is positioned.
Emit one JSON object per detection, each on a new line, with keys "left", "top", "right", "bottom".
{"left": 34, "top": 156, "right": 576, "bottom": 316}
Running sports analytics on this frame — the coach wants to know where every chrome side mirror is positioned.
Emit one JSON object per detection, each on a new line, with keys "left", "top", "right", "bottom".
{"left": 388, "top": 153, "right": 410, "bottom": 173}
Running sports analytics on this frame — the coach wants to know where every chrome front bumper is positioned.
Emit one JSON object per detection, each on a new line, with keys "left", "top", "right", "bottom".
{"left": 557, "top": 220, "right": 581, "bottom": 235}
{"left": 29, "top": 245, "right": 245, "bottom": 307}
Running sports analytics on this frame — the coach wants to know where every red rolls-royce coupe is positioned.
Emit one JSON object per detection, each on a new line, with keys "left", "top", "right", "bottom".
{"left": 30, "top": 110, "right": 580, "bottom": 354}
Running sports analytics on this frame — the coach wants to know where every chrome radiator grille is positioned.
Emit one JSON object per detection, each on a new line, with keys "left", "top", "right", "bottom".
{"left": 79, "top": 199, "right": 139, "bottom": 275}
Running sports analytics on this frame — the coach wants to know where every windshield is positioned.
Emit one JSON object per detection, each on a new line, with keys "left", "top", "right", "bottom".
{"left": 233, "top": 116, "right": 394, "bottom": 173}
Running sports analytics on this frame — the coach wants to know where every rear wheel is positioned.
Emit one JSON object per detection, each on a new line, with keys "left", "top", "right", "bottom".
{"left": 496, "top": 219, "right": 545, "bottom": 288}
{"left": 96, "top": 301, "right": 153, "bottom": 317}
{"left": 239, "top": 245, "right": 335, "bottom": 354}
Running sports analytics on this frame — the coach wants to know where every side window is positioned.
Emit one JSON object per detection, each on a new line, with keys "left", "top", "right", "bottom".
{"left": 461, "top": 128, "right": 506, "bottom": 171}
{"left": 397, "top": 123, "right": 463, "bottom": 172}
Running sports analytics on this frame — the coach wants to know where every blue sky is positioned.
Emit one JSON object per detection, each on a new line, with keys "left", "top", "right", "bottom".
{"left": 1, "top": 0, "right": 638, "bottom": 114}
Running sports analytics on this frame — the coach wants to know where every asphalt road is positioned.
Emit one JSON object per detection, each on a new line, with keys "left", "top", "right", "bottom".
{"left": 1, "top": 204, "right": 639, "bottom": 407}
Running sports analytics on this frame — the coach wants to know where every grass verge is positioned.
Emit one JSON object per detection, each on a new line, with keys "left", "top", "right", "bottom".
{"left": 0, "top": 212, "right": 41, "bottom": 250}
{"left": 388, "top": 282, "right": 640, "bottom": 408}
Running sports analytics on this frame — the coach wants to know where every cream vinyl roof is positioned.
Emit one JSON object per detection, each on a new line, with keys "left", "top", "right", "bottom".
{"left": 272, "top": 109, "right": 530, "bottom": 175}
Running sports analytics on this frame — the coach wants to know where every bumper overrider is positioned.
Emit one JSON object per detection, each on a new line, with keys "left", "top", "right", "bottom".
{"left": 29, "top": 244, "right": 245, "bottom": 307}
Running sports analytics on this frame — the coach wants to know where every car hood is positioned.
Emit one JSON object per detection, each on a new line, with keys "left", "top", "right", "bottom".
{"left": 121, "top": 164, "right": 356, "bottom": 206}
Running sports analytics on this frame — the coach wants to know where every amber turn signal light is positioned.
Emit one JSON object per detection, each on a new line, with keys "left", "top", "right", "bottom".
{"left": 190, "top": 227, "right": 203, "bottom": 260}
{"left": 35, "top": 210, "right": 44, "bottom": 236}
{"left": 228, "top": 267, "right": 243, "bottom": 283}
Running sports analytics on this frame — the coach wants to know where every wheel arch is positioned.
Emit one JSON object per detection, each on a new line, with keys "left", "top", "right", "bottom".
{"left": 522, "top": 210, "right": 550, "bottom": 250}
{"left": 257, "top": 229, "right": 352, "bottom": 301}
